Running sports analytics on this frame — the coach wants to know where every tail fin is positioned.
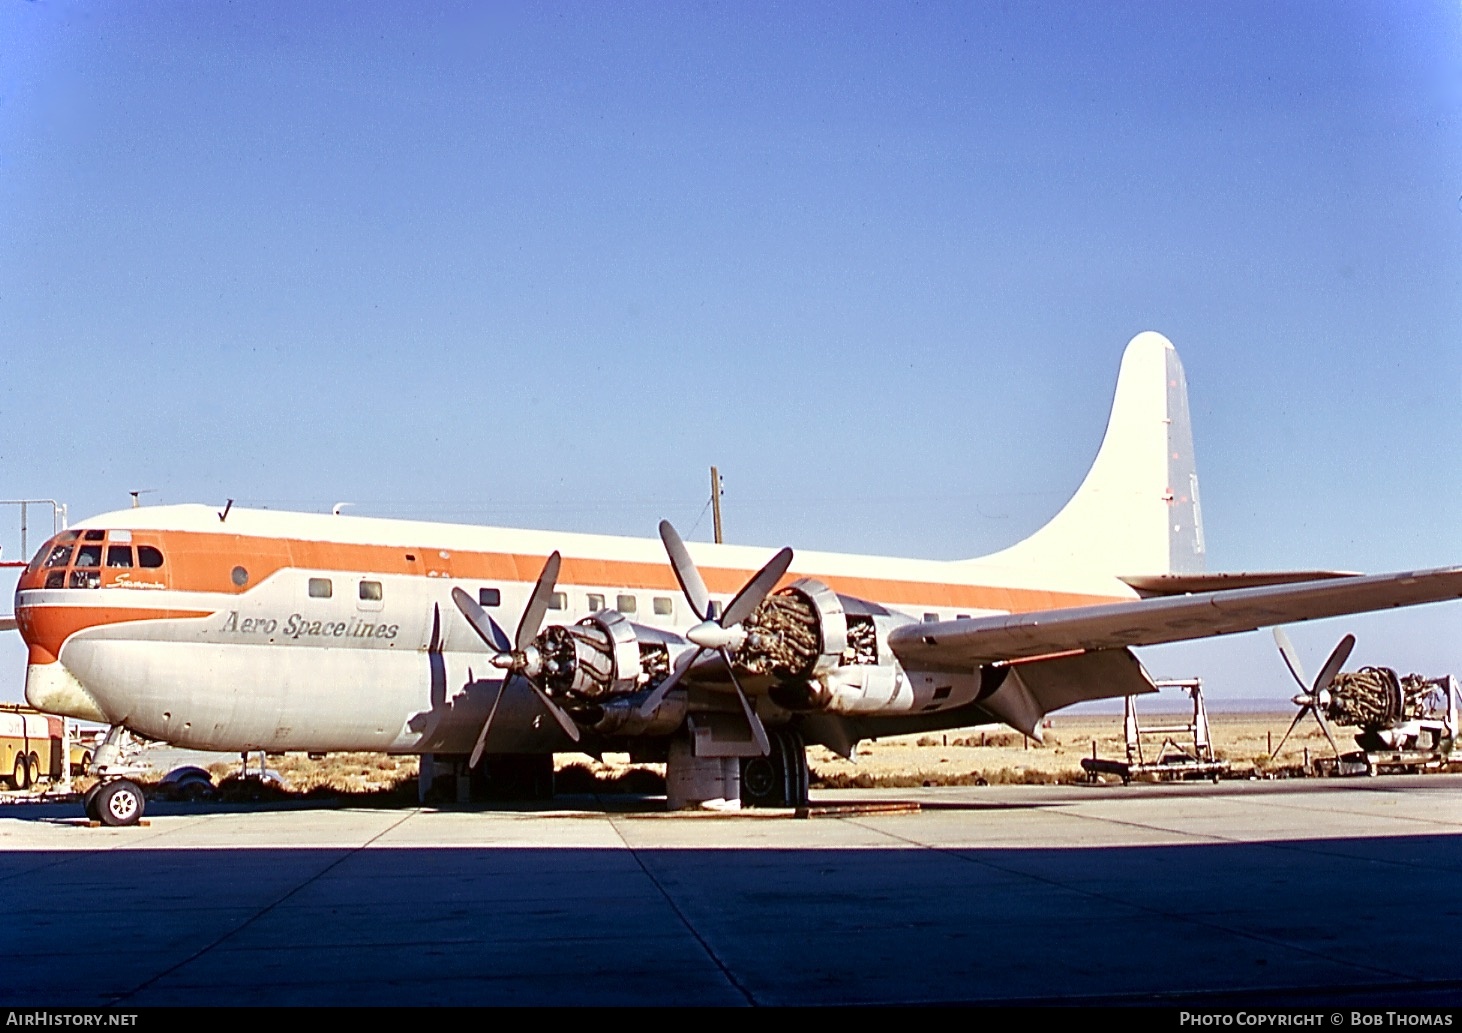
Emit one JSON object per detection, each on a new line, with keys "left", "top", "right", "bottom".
{"left": 976, "top": 331, "right": 1205, "bottom": 578}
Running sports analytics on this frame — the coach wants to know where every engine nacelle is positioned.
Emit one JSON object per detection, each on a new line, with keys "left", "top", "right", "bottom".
{"left": 736, "top": 578, "right": 848, "bottom": 680}
{"left": 533, "top": 610, "right": 647, "bottom": 700}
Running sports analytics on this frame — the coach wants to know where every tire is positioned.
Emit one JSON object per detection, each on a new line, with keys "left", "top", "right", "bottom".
{"left": 28, "top": 752, "right": 43, "bottom": 786}
{"left": 94, "top": 779, "right": 145, "bottom": 827}
{"left": 12, "top": 754, "right": 31, "bottom": 792}
{"left": 82, "top": 783, "right": 102, "bottom": 821}
{"left": 740, "top": 728, "right": 809, "bottom": 808}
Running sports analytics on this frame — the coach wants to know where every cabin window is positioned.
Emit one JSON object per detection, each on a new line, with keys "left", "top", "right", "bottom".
{"left": 653, "top": 597, "right": 673, "bottom": 616}
{"left": 107, "top": 547, "right": 134, "bottom": 568}
{"left": 137, "top": 546, "right": 164, "bottom": 568}
{"left": 359, "top": 580, "right": 383, "bottom": 602}
{"left": 587, "top": 593, "right": 605, "bottom": 611}
{"left": 923, "top": 613, "right": 939, "bottom": 623}
{"left": 616, "top": 594, "right": 637, "bottom": 614}
{"left": 74, "top": 545, "right": 102, "bottom": 568}
{"left": 956, "top": 613, "right": 971, "bottom": 620}
{"left": 548, "top": 592, "right": 567, "bottom": 611}
{"left": 309, "top": 578, "right": 333, "bottom": 599}
{"left": 231, "top": 566, "right": 249, "bottom": 587}
{"left": 708, "top": 600, "right": 723, "bottom": 619}
{"left": 478, "top": 587, "right": 501, "bottom": 607}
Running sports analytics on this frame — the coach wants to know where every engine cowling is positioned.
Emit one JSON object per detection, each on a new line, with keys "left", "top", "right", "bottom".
{"left": 736, "top": 578, "right": 848, "bottom": 679}
{"left": 530, "top": 610, "right": 655, "bottom": 700}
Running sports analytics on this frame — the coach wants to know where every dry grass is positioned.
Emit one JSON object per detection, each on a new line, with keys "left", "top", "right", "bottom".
{"left": 806, "top": 711, "right": 1374, "bottom": 787}
{"left": 55, "top": 710, "right": 1436, "bottom": 804}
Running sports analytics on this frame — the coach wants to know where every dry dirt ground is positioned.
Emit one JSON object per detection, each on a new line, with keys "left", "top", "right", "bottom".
{"left": 161, "top": 710, "right": 1443, "bottom": 800}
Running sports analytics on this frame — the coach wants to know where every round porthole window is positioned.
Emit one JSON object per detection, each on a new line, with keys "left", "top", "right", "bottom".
{"left": 231, "top": 566, "right": 249, "bottom": 587}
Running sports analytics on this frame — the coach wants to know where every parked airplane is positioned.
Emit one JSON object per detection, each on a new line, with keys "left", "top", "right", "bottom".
{"left": 12, "top": 332, "right": 1462, "bottom": 824}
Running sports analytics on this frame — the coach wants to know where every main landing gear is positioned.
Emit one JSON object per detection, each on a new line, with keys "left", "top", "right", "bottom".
{"left": 664, "top": 725, "right": 810, "bottom": 810}
{"left": 740, "top": 728, "right": 810, "bottom": 809}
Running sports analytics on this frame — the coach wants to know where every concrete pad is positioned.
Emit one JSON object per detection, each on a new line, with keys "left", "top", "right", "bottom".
{"left": 3, "top": 776, "right": 1461, "bottom": 1005}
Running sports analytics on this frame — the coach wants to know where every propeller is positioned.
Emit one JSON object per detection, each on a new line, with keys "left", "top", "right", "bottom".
{"left": 636, "top": 520, "right": 793, "bottom": 756}
{"left": 1269, "top": 627, "right": 1353, "bottom": 760}
{"left": 451, "top": 551, "right": 580, "bottom": 767}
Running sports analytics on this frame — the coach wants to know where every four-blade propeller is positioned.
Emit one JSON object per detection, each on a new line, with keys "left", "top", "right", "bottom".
{"left": 449, "top": 526, "right": 794, "bottom": 767}
{"left": 635, "top": 520, "right": 793, "bottom": 756}
{"left": 1269, "top": 627, "right": 1353, "bottom": 760}
{"left": 452, "top": 550, "right": 580, "bottom": 768}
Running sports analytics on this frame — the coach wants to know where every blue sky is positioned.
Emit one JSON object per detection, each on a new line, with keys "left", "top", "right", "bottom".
{"left": 1, "top": 1, "right": 1458, "bottom": 705}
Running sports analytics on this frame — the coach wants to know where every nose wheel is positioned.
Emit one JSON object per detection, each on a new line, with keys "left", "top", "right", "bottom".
{"left": 85, "top": 779, "right": 146, "bottom": 826}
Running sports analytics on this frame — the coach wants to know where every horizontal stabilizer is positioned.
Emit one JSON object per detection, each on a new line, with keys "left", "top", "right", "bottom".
{"left": 1120, "top": 571, "right": 1360, "bottom": 597}
{"left": 890, "top": 565, "right": 1462, "bottom": 670}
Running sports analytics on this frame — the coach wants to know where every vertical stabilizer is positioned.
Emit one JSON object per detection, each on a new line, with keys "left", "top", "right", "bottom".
{"left": 976, "top": 331, "right": 1205, "bottom": 578}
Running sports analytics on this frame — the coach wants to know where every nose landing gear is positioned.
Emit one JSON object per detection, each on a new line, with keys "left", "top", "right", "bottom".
{"left": 81, "top": 726, "right": 148, "bottom": 826}
{"left": 86, "top": 778, "right": 146, "bottom": 826}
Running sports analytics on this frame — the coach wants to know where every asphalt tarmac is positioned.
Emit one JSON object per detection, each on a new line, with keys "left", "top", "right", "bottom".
{"left": 2, "top": 776, "right": 1460, "bottom": 1007}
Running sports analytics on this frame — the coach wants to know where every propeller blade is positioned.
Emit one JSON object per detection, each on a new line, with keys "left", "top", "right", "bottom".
{"left": 468, "top": 676, "right": 509, "bottom": 769}
{"left": 1313, "top": 707, "right": 1342, "bottom": 759}
{"left": 1273, "top": 627, "right": 1310, "bottom": 693}
{"left": 516, "top": 551, "right": 562, "bottom": 651}
{"left": 453, "top": 587, "right": 505, "bottom": 652}
{"left": 659, "top": 521, "right": 712, "bottom": 621}
{"left": 721, "top": 648, "right": 771, "bottom": 756}
{"left": 1270, "top": 705, "right": 1309, "bottom": 760}
{"left": 721, "top": 546, "right": 794, "bottom": 628}
{"left": 526, "top": 679, "right": 581, "bottom": 743}
{"left": 1312, "top": 633, "right": 1356, "bottom": 696}
{"left": 638, "top": 647, "right": 704, "bottom": 718}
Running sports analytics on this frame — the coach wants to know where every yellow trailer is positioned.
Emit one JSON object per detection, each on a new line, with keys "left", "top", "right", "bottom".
{"left": 0, "top": 705, "right": 66, "bottom": 790}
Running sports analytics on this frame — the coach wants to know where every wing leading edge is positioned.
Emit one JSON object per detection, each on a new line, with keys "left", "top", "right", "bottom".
{"left": 888, "top": 565, "right": 1462, "bottom": 672}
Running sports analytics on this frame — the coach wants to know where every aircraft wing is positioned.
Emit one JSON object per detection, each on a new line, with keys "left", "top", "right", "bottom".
{"left": 0, "top": 616, "right": 15, "bottom": 633}
{"left": 887, "top": 565, "right": 1462, "bottom": 672}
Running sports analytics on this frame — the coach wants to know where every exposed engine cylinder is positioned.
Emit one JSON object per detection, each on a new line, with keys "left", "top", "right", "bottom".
{"left": 534, "top": 610, "right": 643, "bottom": 700}
{"left": 738, "top": 578, "right": 847, "bottom": 680}
{"left": 1326, "top": 666, "right": 1443, "bottom": 729}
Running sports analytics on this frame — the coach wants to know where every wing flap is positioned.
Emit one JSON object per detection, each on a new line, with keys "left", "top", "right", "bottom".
{"left": 889, "top": 565, "right": 1462, "bottom": 670}
{"left": 983, "top": 648, "right": 1156, "bottom": 739}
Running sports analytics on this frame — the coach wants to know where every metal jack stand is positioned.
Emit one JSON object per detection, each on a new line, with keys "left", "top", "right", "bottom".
{"left": 1081, "top": 678, "right": 1231, "bottom": 784}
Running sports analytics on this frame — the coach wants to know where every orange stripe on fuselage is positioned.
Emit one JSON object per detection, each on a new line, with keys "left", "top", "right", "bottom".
{"left": 16, "top": 529, "right": 1128, "bottom": 656}
{"left": 179, "top": 529, "right": 1124, "bottom": 609}
{"left": 19, "top": 606, "right": 213, "bottom": 665}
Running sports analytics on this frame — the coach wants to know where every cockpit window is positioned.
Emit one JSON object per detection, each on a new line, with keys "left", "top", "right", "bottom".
{"left": 69, "top": 568, "right": 101, "bottom": 589}
{"left": 106, "top": 546, "right": 134, "bottom": 568}
{"left": 82, "top": 529, "right": 104, "bottom": 542}
{"left": 137, "top": 546, "right": 164, "bottom": 569}
{"left": 42, "top": 545, "right": 73, "bottom": 569}
{"left": 74, "top": 545, "right": 102, "bottom": 568}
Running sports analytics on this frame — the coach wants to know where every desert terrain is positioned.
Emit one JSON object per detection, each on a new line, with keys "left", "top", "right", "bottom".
{"left": 160, "top": 707, "right": 1431, "bottom": 801}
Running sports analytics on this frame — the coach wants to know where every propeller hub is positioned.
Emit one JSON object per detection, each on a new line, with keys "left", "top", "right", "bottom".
{"left": 686, "top": 620, "right": 745, "bottom": 650}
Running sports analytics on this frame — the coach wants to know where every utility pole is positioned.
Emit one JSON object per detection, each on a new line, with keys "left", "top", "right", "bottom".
{"left": 710, "top": 466, "right": 724, "bottom": 544}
